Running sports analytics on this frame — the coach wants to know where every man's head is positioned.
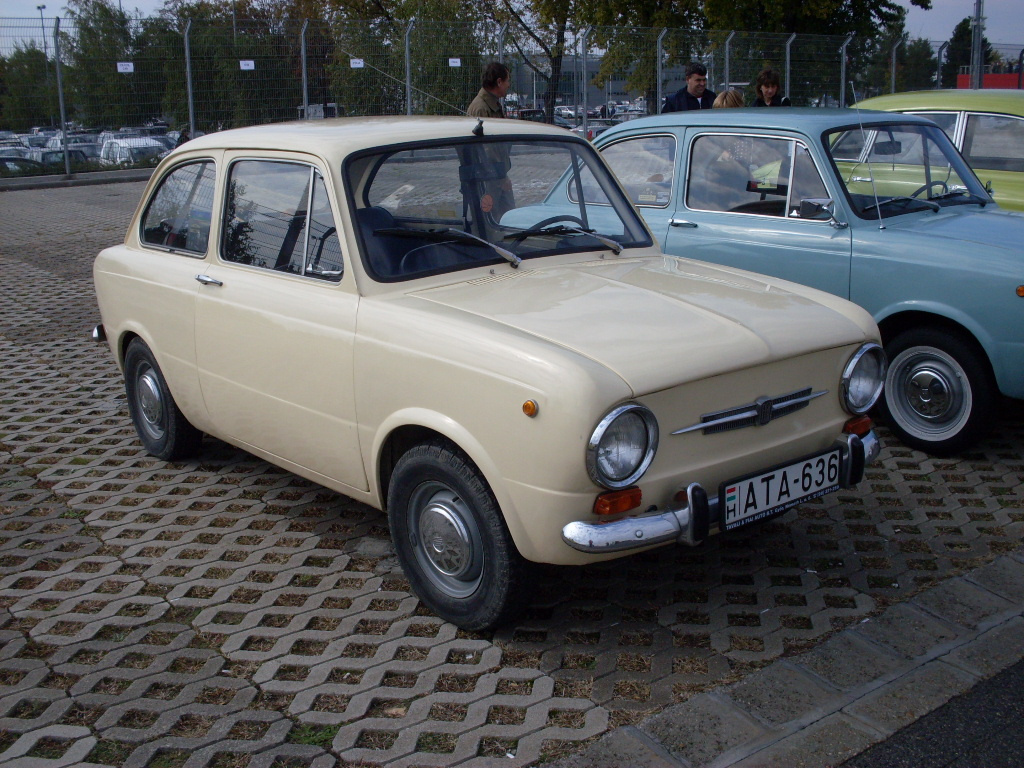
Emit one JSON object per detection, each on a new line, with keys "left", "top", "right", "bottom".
{"left": 684, "top": 62, "right": 708, "bottom": 99}
{"left": 482, "top": 62, "right": 511, "bottom": 98}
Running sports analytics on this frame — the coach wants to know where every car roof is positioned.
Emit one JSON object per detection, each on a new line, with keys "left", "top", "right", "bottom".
{"left": 598, "top": 107, "right": 937, "bottom": 140}
{"left": 180, "top": 116, "right": 574, "bottom": 158}
{"left": 856, "top": 89, "right": 1024, "bottom": 116}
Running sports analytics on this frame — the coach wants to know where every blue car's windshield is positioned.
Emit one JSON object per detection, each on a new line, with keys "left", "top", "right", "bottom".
{"left": 826, "top": 123, "right": 992, "bottom": 219}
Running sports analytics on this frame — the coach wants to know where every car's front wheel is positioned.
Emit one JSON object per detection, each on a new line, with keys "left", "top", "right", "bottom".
{"left": 124, "top": 338, "right": 203, "bottom": 460}
{"left": 880, "top": 328, "right": 996, "bottom": 456}
{"left": 387, "top": 440, "right": 528, "bottom": 631}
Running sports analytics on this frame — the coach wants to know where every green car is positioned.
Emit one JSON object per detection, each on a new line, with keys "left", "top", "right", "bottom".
{"left": 857, "top": 90, "right": 1024, "bottom": 211}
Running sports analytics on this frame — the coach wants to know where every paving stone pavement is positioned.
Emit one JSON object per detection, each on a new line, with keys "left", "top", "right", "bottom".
{"left": 1, "top": 181, "right": 1022, "bottom": 768}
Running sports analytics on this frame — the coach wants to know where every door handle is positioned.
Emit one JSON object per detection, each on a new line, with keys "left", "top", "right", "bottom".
{"left": 195, "top": 274, "right": 223, "bottom": 286}
{"left": 670, "top": 218, "right": 698, "bottom": 228}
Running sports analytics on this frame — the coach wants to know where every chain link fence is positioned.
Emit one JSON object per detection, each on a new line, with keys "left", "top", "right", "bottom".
{"left": 2, "top": 15, "right": 1022, "bottom": 176}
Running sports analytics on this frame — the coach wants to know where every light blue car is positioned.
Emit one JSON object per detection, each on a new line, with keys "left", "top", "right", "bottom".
{"left": 584, "top": 108, "right": 1023, "bottom": 455}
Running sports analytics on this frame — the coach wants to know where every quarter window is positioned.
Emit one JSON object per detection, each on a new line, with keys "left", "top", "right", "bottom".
{"left": 963, "top": 114, "right": 1024, "bottom": 173}
{"left": 599, "top": 135, "right": 676, "bottom": 207}
{"left": 141, "top": 161, "right": 215, "bottom": 253}
{"left": 222, "top": 160, "right": 343, "bottom": 281}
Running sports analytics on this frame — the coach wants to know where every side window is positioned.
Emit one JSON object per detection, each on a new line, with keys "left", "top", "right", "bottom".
{"left": 963, "top": 114, "right": 1024, "bottom": 173}
{"left": 141, "top": 160, "right": 216, "bottom": 253}
{"left": 222, "top": 159, "right": 343, "bottom": 281}
{"left": 599, "top": 135, "right": 675, "bottom": 207}
{"left": 909, "top": 111, "right": 957, "bottom": 141}
{"left": 686, "top": 134, "right": 791, "bottom": 216}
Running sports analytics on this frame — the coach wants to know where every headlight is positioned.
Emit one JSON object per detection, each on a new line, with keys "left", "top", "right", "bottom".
{"left": 841, "top": 342, "right": 886, "bottom": 414}
{"left": 586, "top": 403, "right": 659, "bottom": 489}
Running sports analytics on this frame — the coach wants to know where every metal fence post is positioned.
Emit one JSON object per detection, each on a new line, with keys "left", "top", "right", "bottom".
{"left": 890, "top": 40, "right": 901, "bottom": 93}
{"left": 405, "top": 19, "right": 415, "bottom": 115}
{"left": 581, "top": 27, "right": 591, "bottom": 135}
{"left": 657, "top": 28, "right": 666, "bottom": 114}
{"left": 300, "top": 19, "right": 309, "bottom": 119}
{"left": 724, "top": 30, "right": 735, "bottom": 91}
{"left": 53, "top": 18, "right": 70, "bottom": 176}
{"left": 936, "top": 41, "right": 948, "bottom": 89}
{"left": 1019, "top": 48, "right": 1023, "bottom": 89}
{"left": 839, "top": 34, "right": 853, "bottom": 106}
{"left": 185, "top": 19, "right": 195, "bottom": 136}
{"left": 785, "top": 33, "right": 795, "bottom": 99}
{"left": 498, "top": 23, "right": 506, "bottom": 63}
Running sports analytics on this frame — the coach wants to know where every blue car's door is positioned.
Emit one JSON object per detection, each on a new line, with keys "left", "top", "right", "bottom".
{"left": 655, "top": 130, "right": 854, "bottom": 299}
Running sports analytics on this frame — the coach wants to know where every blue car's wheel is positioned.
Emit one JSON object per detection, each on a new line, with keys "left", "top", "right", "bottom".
{"left": 880, "top": 328, "right": 996, "bottom": 456}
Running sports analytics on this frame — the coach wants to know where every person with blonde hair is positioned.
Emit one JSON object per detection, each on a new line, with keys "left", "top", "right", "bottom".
{"left": 713, "top": 89, "right": 745, "bottom": 108}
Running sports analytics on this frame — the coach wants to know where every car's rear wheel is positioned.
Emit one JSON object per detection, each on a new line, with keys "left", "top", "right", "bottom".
{"left": 124, "top": 338, "right": 202, "bottom": 460}
{"left": 880, "top": 328, "right": 996, "bottom": 456}
{"left": 387, "top": 440, "right": 528, "bottom": 631}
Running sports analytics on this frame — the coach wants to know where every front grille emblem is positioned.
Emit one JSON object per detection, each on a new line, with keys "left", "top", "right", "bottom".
{"left": 672, "top": 388, "right": 828, "bottom": 436}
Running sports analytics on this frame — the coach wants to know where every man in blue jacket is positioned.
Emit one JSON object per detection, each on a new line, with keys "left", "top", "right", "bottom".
{"left": 663, "top": 62, "right": 716, "bottom": 112}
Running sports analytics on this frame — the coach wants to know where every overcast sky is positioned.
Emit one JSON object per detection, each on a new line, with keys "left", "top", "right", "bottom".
{"left": 6, "top": 0, "right": 1024, "bottom": 46}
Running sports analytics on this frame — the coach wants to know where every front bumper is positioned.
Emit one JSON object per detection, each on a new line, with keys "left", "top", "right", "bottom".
{"left": 561, "top": 430, "right": 879, "bottom": 554}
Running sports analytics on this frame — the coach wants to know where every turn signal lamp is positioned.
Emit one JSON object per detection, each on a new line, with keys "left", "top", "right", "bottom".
{"left": 844, "top": 415, "right": 873, "bottom": 436}
{"left": 594, "top": 487, "right": 642, "bottom": 516}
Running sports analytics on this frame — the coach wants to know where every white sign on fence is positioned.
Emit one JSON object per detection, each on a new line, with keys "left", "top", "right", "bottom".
{"left": 448, "top": 58, "right": 461, "bottom": 67}
{"left": 350, "top": 58, "right": 365, "bottom": 68}
{"left": 117, "top": 62, "right": 134, "bottom": 74}
{"left": 240, "top": 60, "right": 255, "bottom": 71}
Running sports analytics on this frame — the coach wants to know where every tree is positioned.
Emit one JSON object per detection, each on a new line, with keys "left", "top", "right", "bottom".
{"left": 902, "top": 37, "right": 937, "bottom": 90}
{"left": 940, "top": 17, "right": 992, "bottom": 88}
{"left": 0, "top": 45, "right": 57, "bottom": 131}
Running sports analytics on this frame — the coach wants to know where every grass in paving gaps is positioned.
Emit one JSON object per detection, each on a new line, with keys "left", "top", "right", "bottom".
{"left": 287, "top": 723, "right": 339, "bottom": 748}
{"left": 86, "top": 739, "right": 134, "bottom": 766}
{"left": 148, "top": 748, "right": 190, "bottom": 768}
{"left": 27, "top": 737, "right": 72, "bottom": 759}
{"left": 416, "top": 732, "right": 457, "bottom": 753}
{"left": 478, "top": 736, "right": 518, "bottom": 757}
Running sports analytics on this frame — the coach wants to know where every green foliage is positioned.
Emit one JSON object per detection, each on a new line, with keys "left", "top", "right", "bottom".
{"left": 0, "top": 45, "right": 58, "bottom": 131}
{"left": 940, "top": 17, "right": 993, "bottom": 88}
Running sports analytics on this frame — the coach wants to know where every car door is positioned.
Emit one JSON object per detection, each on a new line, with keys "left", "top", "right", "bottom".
{"left": 960, "top": 112, "right": 1024, "bottom": 210}
{"left": 662, "top": 130, "right": 853, "bottom": 299}
{"left": 194, "top": 154, "right": 366, "bottom": 491}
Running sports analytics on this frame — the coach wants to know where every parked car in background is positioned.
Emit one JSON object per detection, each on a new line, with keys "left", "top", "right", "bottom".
{"left": 30, "top": 148, "right": 92, "bottom": 169}
{"left": 592, "top": 108, "right": 1024, "bottom": 454}
{"left": 45, "top": 133, "right": 102, "bottom": 158}
{"left": 856, "top": 90, "right": 1024, "bottom": 211}
{"left": 93, "top": 117, "right": 883, "bottom": 629}
{"left": 99, "top": 136, "right": 167, "bottom": 167}
{"left": 0, "top": 157, "right": 46, "bottom": 176}
{"left": 554, "top": 106, "right": 576, "bottom": 119}
{"left": 517, "top": 109, "right": 573, "bottom": 129}
{"left": 572, "top": 118, "right": 615, "bottom": 141}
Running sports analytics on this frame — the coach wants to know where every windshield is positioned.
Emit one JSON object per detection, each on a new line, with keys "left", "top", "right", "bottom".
{"left": 825, "top": 122, "right": 991, "bottom": 219}
{"left": 347, "top": 137, "right": 651, "bottom": 281}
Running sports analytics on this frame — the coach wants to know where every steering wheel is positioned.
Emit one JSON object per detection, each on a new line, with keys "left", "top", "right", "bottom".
{"left": 530, "top": 214, "right": 586, "bottom": 230}
{"left": 911, "top": 180, "right": 948, "bottom": 199}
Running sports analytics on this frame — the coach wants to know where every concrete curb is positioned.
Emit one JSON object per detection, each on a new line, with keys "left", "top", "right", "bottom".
{"left": 0, "top": 168, "right": 152, "bottom": 192}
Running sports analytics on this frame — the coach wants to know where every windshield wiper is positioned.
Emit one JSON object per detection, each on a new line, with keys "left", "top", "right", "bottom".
{"left": 861, "top": 196, "right": 940, "bottom": 214}
{"left": 376, "top": 226, "right": 521, "bottom": 268}
{"left": 928, "top": 190, "right": 987, "bottom": 205}
{"left": 505, "top": 225, "right": 622, "bottom": 254}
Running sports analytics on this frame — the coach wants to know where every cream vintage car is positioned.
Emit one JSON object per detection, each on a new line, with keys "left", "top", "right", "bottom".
{"left": 93, "top": 117, "right": 885, "bottom": 630}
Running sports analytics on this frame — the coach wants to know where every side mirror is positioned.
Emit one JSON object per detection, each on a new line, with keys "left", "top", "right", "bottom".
{"left": 984, "top": 180, "right": 994, "bottom": 195}
{"left": 798, "top": 198, "right": 834, "bottom": 219}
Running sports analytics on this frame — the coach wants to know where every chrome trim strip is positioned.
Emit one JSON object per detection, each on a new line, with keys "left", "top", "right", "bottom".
{"left": 672, "top": 389, "right": 828, "bottom": 436}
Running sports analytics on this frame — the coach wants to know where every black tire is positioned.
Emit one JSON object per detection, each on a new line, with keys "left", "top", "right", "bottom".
{"left": 123, "top": 339, "right": 203, "bottom": 461}
{"left": 879, "top": 327, "right": 996, "bottom": 456}
{"left": 387, "top": 440, "right": 528, "bottom": 631}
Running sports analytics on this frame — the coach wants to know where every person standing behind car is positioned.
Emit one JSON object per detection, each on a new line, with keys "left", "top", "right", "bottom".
{"left": 713, "top": 89, "right": 745, "bottom": 108}
{"left": 467, "top": 62, "right": 510, "bottom": 119}
{"left": 662, "top": 62, "right": 716, "bottom": 112}
{"left": 753, "top": 68, "right": 791, "bottom": 107}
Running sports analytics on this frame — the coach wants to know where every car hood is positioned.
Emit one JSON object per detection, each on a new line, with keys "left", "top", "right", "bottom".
{"left": 882, "top": 205, "right": 1023, "bottom": 257}
{"left": 412, "top": 255, "right": 875, "bottom": 395}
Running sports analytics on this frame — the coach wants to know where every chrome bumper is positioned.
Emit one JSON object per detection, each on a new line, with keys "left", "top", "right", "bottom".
{"left": 562, "top": 430, "right": 879, "bottom": 555}
{"left": 91, "top": 324, "right": 106, "bottom": 343}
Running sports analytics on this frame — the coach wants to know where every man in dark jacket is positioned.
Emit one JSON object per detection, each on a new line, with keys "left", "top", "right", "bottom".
{"left": 663, "top": 62, "right": 716, "bottom": 112}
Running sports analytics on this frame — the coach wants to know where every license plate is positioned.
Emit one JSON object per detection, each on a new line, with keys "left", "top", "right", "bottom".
{"left": 720, "top": 448, "right": 841, "bottom": 531}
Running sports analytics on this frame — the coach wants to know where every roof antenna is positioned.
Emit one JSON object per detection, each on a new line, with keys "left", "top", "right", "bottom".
{"left": 850, "top": 80, "right": 885, "bottom": 231}
{"left": 472, "top": 119, "right": 484, "bottom": 137}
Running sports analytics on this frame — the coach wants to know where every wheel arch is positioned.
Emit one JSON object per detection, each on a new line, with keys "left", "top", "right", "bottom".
{"left": 876, "top": 310, "right": 996, "bottom": 382}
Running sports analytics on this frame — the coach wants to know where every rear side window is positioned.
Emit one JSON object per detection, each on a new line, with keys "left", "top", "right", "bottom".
{"left": 222, "top": 159, "right": 343, "bottom": 281}
{"left": 141, "top": 161, "right": 215, "bottom": 254}
{"left": 963, "top": 114, "right": 1024, "bottom": 173}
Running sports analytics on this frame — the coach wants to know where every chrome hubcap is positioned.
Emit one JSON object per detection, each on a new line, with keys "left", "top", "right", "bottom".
{"left": 409, "top": 485, "right": 483, "bottom": 599}
{"left": 136, "top": 366, "right": 165, "bottom": 439}
{"left": 904, "top": 367, "right": 955, "bottom": 419}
